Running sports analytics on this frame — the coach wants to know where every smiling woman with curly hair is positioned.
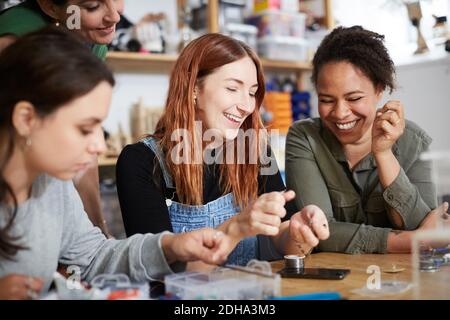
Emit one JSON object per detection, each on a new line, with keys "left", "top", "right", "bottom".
{"left": 286, "top": 26, "right": 444, "bottom": 255}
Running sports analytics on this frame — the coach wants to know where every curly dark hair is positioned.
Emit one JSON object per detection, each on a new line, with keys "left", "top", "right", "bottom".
{"left": 312, "top": 26, "right": 396, "bottom": 94}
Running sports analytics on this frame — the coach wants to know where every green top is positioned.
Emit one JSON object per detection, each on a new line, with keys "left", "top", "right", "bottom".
{"left": 0, "top": 1, "right": 108, "bottom": 60}
{"left": 285, "top": 118, "right": 436, "bottom": 254}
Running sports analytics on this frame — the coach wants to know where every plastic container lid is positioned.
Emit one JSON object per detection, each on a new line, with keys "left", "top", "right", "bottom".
{"left": 225, "top": 23, "right": 258, "bottom": 34}
{"left": 248, "top": 8, "right": 306, "bottom": 18}
{"left": 258, "top": 35, "right": 308, "bottom": 46}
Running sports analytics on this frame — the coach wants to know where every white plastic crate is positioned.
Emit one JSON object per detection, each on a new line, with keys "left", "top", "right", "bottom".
{"left": 246, "top": 9, "right": 307, "bottom": 38}
{"left": 258, "top": 35, "right": 309, "bottom": 61}
{"left": 164, "top": 260, "right": 281, "bottom": 300}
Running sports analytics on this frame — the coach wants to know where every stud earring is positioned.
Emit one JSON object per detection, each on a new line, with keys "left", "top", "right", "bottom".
{"left": 26, "top": 137, "right": 32, "bottom": 147}
{"left": 55, "top": 20, "right": 61, "bottom": 27}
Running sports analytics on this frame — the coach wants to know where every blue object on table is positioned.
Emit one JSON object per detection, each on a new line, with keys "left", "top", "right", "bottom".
{"left": 270, "top": 292, "right": 342, "bottom": 300}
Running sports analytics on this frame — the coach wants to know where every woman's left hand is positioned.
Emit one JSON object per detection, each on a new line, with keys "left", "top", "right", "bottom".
{"left": 372, "top": 100, "right": 405, "bottom": 155}
{"left": 289, "top": 205, "right": 330, "bottom": 255}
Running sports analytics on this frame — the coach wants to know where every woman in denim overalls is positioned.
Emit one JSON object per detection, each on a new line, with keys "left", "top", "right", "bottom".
{"left": 117, "top": 34, "right": 330, "bottom": 268}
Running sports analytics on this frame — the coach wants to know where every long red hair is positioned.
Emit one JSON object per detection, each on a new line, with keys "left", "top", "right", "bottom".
{"left": 153, "top": 33, "right": 266, "bottom": 208}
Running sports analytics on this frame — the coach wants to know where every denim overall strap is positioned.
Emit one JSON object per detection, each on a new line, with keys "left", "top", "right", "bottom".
{"left": 141, "top": 136, "right": 258, "bottom": 266}
{"left": 167, "top": 192, "right": 258, "bottom": 266}
{"left": 141, "top": 137, "right": 174, "bottom": 189}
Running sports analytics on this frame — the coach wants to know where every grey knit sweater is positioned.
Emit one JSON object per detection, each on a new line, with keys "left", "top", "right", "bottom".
{"left": 0, "top": 174, "right": 185, "bottom": 292}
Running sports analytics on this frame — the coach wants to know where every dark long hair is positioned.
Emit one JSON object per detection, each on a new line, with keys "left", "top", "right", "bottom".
{"left": 0, "top": 26, "right": 115, "bottom": 259}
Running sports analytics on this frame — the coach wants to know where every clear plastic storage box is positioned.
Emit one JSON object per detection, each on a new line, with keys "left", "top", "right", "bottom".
{"left": 223, "top": 23, "right": 258, "bottom": 51}
{"left": 164, "top": 260, "right": 281, "bottom": 300}
{"left": 258, "top": 36, "right": 309, "bottom": 61}
{"left": 246, "top": 9, "right": 306, "bottom": 38}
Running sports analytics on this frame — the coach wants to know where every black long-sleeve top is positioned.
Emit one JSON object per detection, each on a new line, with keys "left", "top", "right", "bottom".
{"left": 116, "top": 142, "right": 297, "bottom": 260}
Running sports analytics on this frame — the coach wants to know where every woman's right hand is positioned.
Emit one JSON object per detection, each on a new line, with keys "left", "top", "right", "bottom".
{"left": 231, "top": 191, "right": 296, "bottom": 239}
{"left": 0, "top": 274, "right": 43, "bottom": 300}
{"left": 161, "top": 228, "right": 233, "bottom": 266}
{"left": 419, "top": 202, "right": 450, "bottom": 230}
{"left": 387, "top": 202, "right": 450, "bottom": 253}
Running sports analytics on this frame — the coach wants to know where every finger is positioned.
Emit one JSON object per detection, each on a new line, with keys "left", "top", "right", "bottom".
{"left": 258, "top": 200, "right": 287, "bottom": 218}
{"left": 251, "top": 221, "right": 279, "bottom": 236}
{"left": 301, "top": 205, "right": 330, "bottom": 239}
{"left": 198, "top": 228, "right": 217, "bottom": 249}
{"left": 290, "top": 219, "right": 306, "bottom": 244}
{"left": 282, "top": 190, "right": 295, "bottom": 202}
{"left": 26, "top": 277, "right": 44, "bottom": 292}
{"left": 299, "top": 205, "right": 319, "bottom": 225}
{"left": 261, "top": 192, "right": 286, "bottom": 204}
{"left": 379, "top": 110, "right": 401, "bottom": 126}
{"left": 195, "top": 229, "right": 228, "bottom": 264}
{"left": 312, "top": 222, "right": 330, "bottom": 240}
{"left": 381, "top": 100, "right": 404, "bottom": 119}
{"left": 299, "top": 225, "right": 319, "bottom": 247}
{"left": 194, "top": 247, "right": 218, "bottom": 265}
{"left": 436, "top": 202, "right": 449, "bottom": 218}
{"left": 250, "top": 208, "right": 282, "bottom": 227}
{"left": 377, "top": 119, "right": 395, "bottom": 138}
{"left": 210, "top": 236, "right": 232, "bottom": 263}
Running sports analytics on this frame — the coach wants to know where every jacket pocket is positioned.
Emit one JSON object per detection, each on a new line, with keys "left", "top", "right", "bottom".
{"left": 328, "top": 188, "right": 361, "bottom": 223}
{"left": 364, "top": 194, "right": 390, "bottom": 227}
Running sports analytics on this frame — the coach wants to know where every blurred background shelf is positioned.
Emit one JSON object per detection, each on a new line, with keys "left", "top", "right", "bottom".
{"left": 98, "top": 156, "right": 118, "bottom": 167}
{"left": 106, "top": 52, "right": 178, "bottom": 73}
{"left": 106, "top": 51, "right": 312, "bottom": 73}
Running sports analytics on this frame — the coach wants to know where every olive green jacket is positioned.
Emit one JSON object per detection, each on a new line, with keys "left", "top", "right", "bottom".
{"left": 286, "top": 118, "right": 436, "bottom": 254}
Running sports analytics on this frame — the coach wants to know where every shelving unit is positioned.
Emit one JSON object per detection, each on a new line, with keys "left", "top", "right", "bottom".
{"left": 106, "top": 52, "right": 178, "bottom": 73}
{"left": 106, "top": 51, "right": 311, "bottom": 73}
{"left": 98, "top": 156, "right": 118, "bottom": 167}
{"left": 107, "top": 0, "right": 334, "bottom": 73}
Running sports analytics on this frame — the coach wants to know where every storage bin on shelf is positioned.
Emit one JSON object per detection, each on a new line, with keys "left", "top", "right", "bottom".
{"left": 223, "top": 23, "right": 258, "bottom": 51}
{"left": 263, "top": 91, "right": 293, "bottom": 134}
{"left": 257, "top": 35, "right": 309, "bottom": 61}
{"left": 245, "top": 9, "right": 306, "bottom": 38}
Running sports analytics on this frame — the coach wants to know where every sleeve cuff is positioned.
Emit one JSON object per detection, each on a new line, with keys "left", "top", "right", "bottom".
{"left": 383, "top": 168, "right": 415, "bottom": 219}
{"left": 139, "top": 231, "right": 186, "bottom": 281}
{"left": 382, "top": 168, "right": 431, "bottom": 229}
{"left": 345, "top": 225, "right": 392, "bottom": 254}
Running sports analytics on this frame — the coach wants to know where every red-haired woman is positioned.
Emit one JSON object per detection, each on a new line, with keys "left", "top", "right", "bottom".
{"left": 116, "top": 34, "right": 329, "bottom": 268}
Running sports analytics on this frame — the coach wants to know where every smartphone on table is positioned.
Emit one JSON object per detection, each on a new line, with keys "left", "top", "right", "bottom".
{"left": 278, "top": 268, "right": 351, "bottom": 280}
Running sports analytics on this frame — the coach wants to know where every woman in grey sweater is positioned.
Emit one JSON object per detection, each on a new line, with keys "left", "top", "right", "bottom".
{"left": 0, "top": 27, "right": 234, "bottom": 299}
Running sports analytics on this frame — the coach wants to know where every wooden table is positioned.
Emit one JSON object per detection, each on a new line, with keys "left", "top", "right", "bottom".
{"left": 271, "top": 253, "right": 450, "bottom": 300}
